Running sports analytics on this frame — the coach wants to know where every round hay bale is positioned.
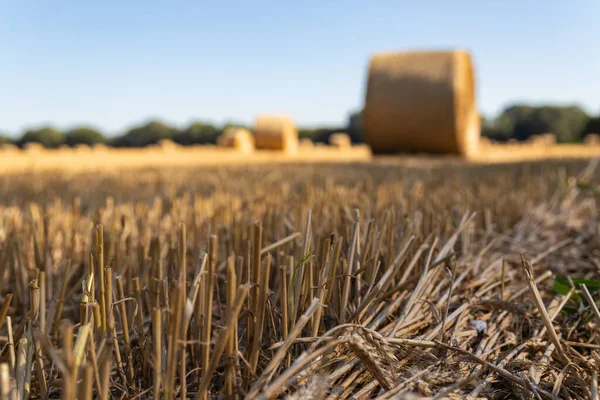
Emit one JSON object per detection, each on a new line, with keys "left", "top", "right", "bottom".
{"left": 363, "top": 50, "right": 480, "bottom": 157}
{"left": 329, "top": 133, "right": 352, "bottom": 149}
{"left": 253, "top": 115, "right": 298, "bottom": 153}
{"left": 478, "top": 136, "right": 492, "bottom": 147}
{"left": 541, "top": 133, "right": 557, "bottom": 146}
{"left": 92, "top": 143, "right": 109, "bottom": 152}
{"left": 23, "top": 142, "right": 45, "bottom": 154}
{"left": 217, "top": 128, "right": 255, "bottom": 153}
{"left": 584, "top": 134, "right": 600, "bottom": 146}
{"left": 157, "top": 139, "right": 179, "bottom": 153}
{"left": 0, "top": 143, "right": 20, "bottom": 153}
{"left": 299, "top": 138, "right": 315, "bottom": 149}
{"left": 74, "top": 143, "right": 92, "bottom": 153}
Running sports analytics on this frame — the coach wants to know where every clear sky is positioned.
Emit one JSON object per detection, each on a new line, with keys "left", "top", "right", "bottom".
{"left": 1, "top": 0, "right": 599, "bottom": 136}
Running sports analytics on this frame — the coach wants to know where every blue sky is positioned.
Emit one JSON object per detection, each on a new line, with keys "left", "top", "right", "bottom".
{"left": 1, "top": 0, "right": 599, "bottom": 136}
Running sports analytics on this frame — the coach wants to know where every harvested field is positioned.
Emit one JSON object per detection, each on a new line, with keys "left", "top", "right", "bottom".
{"left": 1, "top": 158, "right": 600, "bottom": 398}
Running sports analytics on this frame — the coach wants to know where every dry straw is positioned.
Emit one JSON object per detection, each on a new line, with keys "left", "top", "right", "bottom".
{"left": 254, "top": 115, "right": 298, "bottom": 153}
{"left": 585, "top": 134, "right": 600, "bottom": 146}
{"left": 363, "top": 50, "right": 480, "bottom": 157}
{"left": 156, "top": 139, "right": 179, "bottom": 153}
{"left": 329, "top": 133, "right": 352, "bottom": 149}
{"left": 217, "top": 127, "right": 255, "bottom": 153}
{"left": 0, "top": 160, "right": 598, "bottom": 399}
{"left": 23, "top": 142, "right": 46, "bottom": 154}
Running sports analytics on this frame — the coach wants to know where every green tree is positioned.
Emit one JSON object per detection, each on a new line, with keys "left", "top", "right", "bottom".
{"left": 111, "top": 120, "right": 179, "bottom": 147}
{"left": 493, "top": 104, "right": 590, "bottom": 143}
{"left": 18, "top": 126, "right": 65, "bottom": 148}
{"left": 0, "top": 134, "right": 13, "bottom": 145}
{"left": 173, "top": 122, "right": 221, "bottom": 145}
{"left": 582, "top": 116, "right": 600, "bottom": 135}
{"left": 65, "top": 126, "right": 106, "bottom": 146}
{"left": 347, "top": 110, "right": 363, "bottom": 143}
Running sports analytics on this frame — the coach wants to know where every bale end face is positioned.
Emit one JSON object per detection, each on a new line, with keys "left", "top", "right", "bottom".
{"left": 254, "top": 115, "right": 298, "bottom": 154}
{"left": 329, "top": 133, "right": 352, "bottom": 149}
{"left": 217, "top": 128, "right": 255, "bottom": 154}
{"left": 363, "top": 50, "right": 480, "bottom": 157}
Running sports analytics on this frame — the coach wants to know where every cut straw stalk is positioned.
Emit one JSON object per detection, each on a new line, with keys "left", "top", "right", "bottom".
{"left": 196, "top": 284, "right": 249, "bottom": 400}
{"left": 201, "top": 235, "right": 217, "bottom": 380}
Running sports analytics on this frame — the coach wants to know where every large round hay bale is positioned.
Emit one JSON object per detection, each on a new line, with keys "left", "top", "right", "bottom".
{"left": 253, "top": 115, "right": 298, "bottom": 153}
{"left": 329, "top": 133, "right": 351, "bottom": 149}
{"left": 363, "top": 50, "right": 480, "bottom": 157}
{"left": 217, "top": 128, "right": 255, "bottom": 153}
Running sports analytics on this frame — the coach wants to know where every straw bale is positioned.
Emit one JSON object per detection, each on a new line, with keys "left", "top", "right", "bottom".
{"left": 299, "top": 138, "right": 315, "bottom": 149}
{"left": 363, "top": 50, "right": 480, "bottom": 157}
{"left": 254, "top": 115, "right": 298, "bottom": 153}
{"left": 584, "top": 134, "right": 600, "bottom": 146}
{"left": 157, "top": 139, "right": 179, "bottom": 153}
{"left": 73, "top": 143, "right": 92, "bottom": 153}
{"left": 217, "top": 128, "right": 255, "bottom": 154}
{"left": 92, "top": 143, "right": 109, "bottom": 152}
{"left": 23, "top": 142, "right": 45, "bottom": 154}
{"left": 329, "top": 133, "right": 352, "bottom": 149}
{"left": 0, "top": 143, "right": 20, "bottom": 153}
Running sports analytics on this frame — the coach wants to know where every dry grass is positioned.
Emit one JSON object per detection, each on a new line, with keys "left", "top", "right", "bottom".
{"left": 0, "top": 158, "right": 600, "bottom": 398}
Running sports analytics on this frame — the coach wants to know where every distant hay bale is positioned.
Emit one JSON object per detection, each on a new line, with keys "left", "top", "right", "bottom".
{"left": 0, "top": 144, "right": 20, "bottom": 153}
{"left": 329, "top": 133, "right": 352, "bottom": 149}
{"left": 253, "top": 115, "right": 298, "bottom": 153}
{"left": 23, "top": 142, "right": 46, "bottom": 154}
{"left": 541, "top": 133, "right": 557, "bottom": 146}
{"left": 528, "top": 134, "right": 556, "bottom": 147}
{"left": 478, "top": 137, "right": 492, "bottom": 147}
{"left": 299, "top": 138, "right": 315, "bottom": 149}
{"left": 74, "top": 143, "right": 92, "bottom": 153}
{"left": 92, "top": 143, "right": 109, "bottom": 152}
{"left": 217, "top": 128, "right": 255, "bottom": 153}
{"left": 363, "top": 50, "right": 480, "bottom": 157}
{"left": 157, "top": 139, "right": 179, "bottom": 153}
{"left": 584, "top": 134, "right": 600, "bottom": 146}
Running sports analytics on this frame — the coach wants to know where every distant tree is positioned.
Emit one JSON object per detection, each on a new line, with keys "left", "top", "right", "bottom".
{"left": 17, "top": 126, "right": 65, "bottom": 148}
{"left": 298, "top": 127, "right": 345, "bottom": 143}
{"left": 582, "top": 116, "right": 600, "bottom": 135}
{"left": 480, "top": 114, "right": 508, "bottom": 141}
{"left": 111, "top": 121, "right": 179, "bottom": 147}
{"left": 173, "top": 122, "right": 221, "bottom": 145}
{"left": 65, "top": 126, "right": 106, "bottom": 146}
{"left": 0, "top": 134, "right": 13, "bottom": 145}
{"left": 493, "top": 104, "right": 590, "bottom": 143}
{"left": 347, "top": 110, "right": 364, "bottom": 143}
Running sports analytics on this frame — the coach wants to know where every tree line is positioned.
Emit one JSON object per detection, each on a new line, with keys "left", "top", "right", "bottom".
{"left": 1, "top": 104, "right": 599, "bottom": 148}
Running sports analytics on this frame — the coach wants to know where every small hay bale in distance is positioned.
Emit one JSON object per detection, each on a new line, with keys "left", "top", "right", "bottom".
{"left": 73, "top": 143, "right": 92, "bottom": 153}
{"left": 584, "top": 134, "right": 600, "bottom": 146}
{"left": 253, "top": 115, "right": 298, "bottom": 153}
{"left": 299, "top": 138, "right": 315, "bottom": 149}
{"left": 217, "top": 128, "right": 255, "bottom": 154}
{"left": 329, "top": 133, "right": 352, "bottom": 149}
{"left": 0, "top": 143, "right": 20, "bottom": 153}
{"left": 363, "top": 50, "right": 480, "bottom": 157}
{"left": 23, "top": 142, "right": 46, "bottom": 154}
{"left": 92, "top": 143, "right": 109, "bottom": 152}
{"left": 157, "top": 139, "right": 179, "bottom": 153}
